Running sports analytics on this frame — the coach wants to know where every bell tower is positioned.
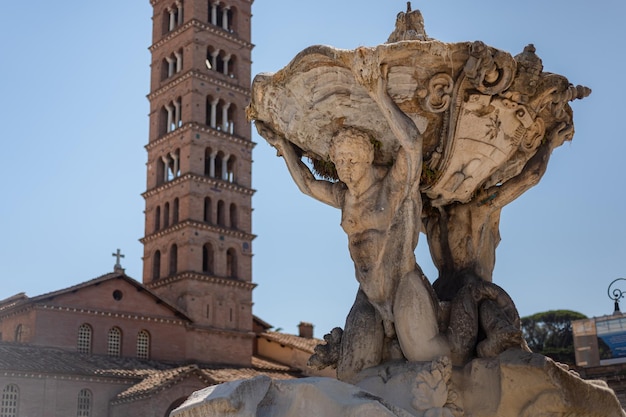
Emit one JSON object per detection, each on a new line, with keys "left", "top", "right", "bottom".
{"left": 142, "top": 0, "right": 255, "bottom": 365}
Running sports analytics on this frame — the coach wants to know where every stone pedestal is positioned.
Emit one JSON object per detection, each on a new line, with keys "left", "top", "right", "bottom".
{"left": 171, "top": 351, "right": 625, "bottom": 417}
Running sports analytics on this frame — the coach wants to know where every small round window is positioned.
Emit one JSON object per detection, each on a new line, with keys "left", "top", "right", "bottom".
{"left": 112, "top": 290, "right": 123, "bottom": 301}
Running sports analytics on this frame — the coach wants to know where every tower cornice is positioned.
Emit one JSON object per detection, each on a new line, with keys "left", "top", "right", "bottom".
{"left": 145, "top": 271, "right": 257, "bottom": 291}
{"left": 145, "top": 122, "right": 255, "bottom": 151}
{"left": 141, "top": 173, "right": 255, "bottom": 199}
{"left": 140, "top": 219, "right": 256, "bottom": 244}
{"left": 149, "top": 19, "right": 253, "bottom": 53}
{"left": 147, "top": 70, "right": 251, "bottom": 101}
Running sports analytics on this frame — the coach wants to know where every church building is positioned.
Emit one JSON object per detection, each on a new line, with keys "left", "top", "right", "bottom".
{"left": 0, "top": 2, "right": 330, "bottom": 416}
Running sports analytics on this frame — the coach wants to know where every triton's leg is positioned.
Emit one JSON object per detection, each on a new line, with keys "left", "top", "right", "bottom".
{"left": 394, "top": 268, "right": 450, "bottom": 362}
{"left": 337, "top": 288, "right": 384, "bottom": 383}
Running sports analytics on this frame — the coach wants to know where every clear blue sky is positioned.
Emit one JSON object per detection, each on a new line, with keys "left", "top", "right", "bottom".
{"left": 1, "top": 1, "right": 625, "bottom": 337}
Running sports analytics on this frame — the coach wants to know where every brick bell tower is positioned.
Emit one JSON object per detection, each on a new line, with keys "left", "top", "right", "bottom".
{"left": 142, "top": 0, "right": 255, "bottom": 365}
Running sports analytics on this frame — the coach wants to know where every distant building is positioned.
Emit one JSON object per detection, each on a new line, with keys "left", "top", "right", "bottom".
{"left": 0, "top": 271, "right": 312, "bottom": 416}
{"left": 0, "top": 1, "right": 333, "bottom": 416}
{"left": 573, "top": 313, "right": 626, "bottom": 406}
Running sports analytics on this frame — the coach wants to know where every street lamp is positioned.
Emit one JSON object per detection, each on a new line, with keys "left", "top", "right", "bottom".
{"left": 607, "top": 278, "right": 626, "bottom": 315}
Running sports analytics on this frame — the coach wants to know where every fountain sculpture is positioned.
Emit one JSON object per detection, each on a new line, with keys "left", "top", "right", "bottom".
{"left": 172, "top": 4, "right": 625, "bottom": 417}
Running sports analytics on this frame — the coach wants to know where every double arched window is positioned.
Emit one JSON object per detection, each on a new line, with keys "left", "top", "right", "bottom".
{"left": 163, "top": 1, "right": 184, "bottom": 34}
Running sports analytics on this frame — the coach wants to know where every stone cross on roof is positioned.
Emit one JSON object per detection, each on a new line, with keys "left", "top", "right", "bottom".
{"left": 112, "top": 249, "right": 125, "bottom": 272}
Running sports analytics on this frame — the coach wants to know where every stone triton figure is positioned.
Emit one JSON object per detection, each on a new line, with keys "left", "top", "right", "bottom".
{"left": 256, "top": 58, "right": 449, "bottom": 381}
{"left": 249, "top": 0, "right": 591, "bottom": 385}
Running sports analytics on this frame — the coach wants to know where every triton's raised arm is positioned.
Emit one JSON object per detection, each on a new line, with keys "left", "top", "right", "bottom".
{"left": 255, "top": 122, "right": 340, "bottom": 209}
{"left": 351, "top": 53, "right": 423, "bottom": 184}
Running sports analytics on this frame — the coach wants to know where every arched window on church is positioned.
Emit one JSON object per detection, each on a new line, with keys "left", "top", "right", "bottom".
{"left": 153, "top": 250, "right": 161, "bottom": 281}
{"left": 77, "top": 324, "right": 92, "bottom": 354}
{"left": 169, "top": 244, "right": 178, "bottom": 276}
{"left": 1, "top": 384, "right": 19, "bottom": 417}
{"left": 107, "top": 327, "right": 122, "bottom": 357}
{"left": 137, "top": 330, "right": 150, "bottom": 360}
{"left": 202, "top": 243, "right": 214, "bottom": 274}
{"left": 77, "top": 389, "right": 92, "bottom": 417}
{"left": 226, "top": 248, "right": 237, "bottom": 278}
{"left": 14, "top": 325, "right": 22, "bottom": 343}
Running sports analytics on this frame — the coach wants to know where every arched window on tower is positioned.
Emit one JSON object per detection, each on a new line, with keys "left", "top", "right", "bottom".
{"left": 226, "top": 7, "right": 235, "bottom": 32}
{"left": 164, "top": 98, "right": 182, "bottom": 133}
{"left": 206, "top": 47, "right": 226, "bottom": 74}
{"left": 202, "top": 243, "right": 214, "bottom": 274}
{"left": 1, "top": 384, "right": 19, "bottom": 417}
{"left": 77, "top": 324, "right": 92, "bottom": 354}
{"left": 204, "top": 197, "right": 212, "bottom": 223}
{"left": 164, "top": 1, "right": 183, "bottom": 33}
{"left": 217, "top": 200, "right": 225, "bottom": 226}
{"left": 210, "top": 4, "right": 234, "bottom": 32}
{"left": 163, "top": 202, "right": 170, "bottom": 228}
{"left": 228, "top": 54, "right": 237, "bottom": 78}
{"left": 173, "top": 198, "right": 179, "bottom": 224}
{"left": 156, "top": 157, "right": 166, "bottom": 185}
{"left": 206, "top": 95, "right": 216, "bottom": 128}
{"left": 204, "top": 147, "right": 213, "bottom": 176}
{"left": 229, "top": 203, "right": 238, "bottom": 229}
{"left": 169, "top": 244, "right": 178, "bottom": 276}
{"left": 215, "top": 101, "right": 233, "bottom": 133}
{"left": 77, "top": 389, "right": 92, "bottom": 417}
{"left": 226, "top": 155, "right": 236, "bottom": 182}
{"left": 154, "top": 206, "right": 161, "bottom": 232}
{"left": 136, "top": 330, "right": 150, "bottom": 360}
{"left": 107, "top": 327, "right": 122, "bottom": 357}
{"left": 225, "top": 104, "right": 236, "bottom": 135}
{"left": 214, "top": 152, "right": 224, "bottom": 180}
{"left": 153, "top": 250, "right": 161, "bottom": 280}
{"left": 162, "top": 50, "right": 183, "bottom": 80}
{"left": 226, "top": 248, "right": 237, "bottom": 278}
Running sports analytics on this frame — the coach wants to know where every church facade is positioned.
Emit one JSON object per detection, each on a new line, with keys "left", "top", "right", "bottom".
{"left": 0, "top": 1, "right": 330, "bottom": 416}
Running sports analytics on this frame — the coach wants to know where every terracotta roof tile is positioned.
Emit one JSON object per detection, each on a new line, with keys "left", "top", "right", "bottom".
{"left": 0, "top": 343, "right": 302, "bottom": 404}
{"left": 251, "top": 356, "right": 292, "bottom": 371}
{"left": 114, "top": 361, "right": 300, "bottom": 402}
{"left": 260, "top": 331, "right": 321, "bottom": 353}
{"left": 0, "top": 342, "right": 171, "bottom": 377}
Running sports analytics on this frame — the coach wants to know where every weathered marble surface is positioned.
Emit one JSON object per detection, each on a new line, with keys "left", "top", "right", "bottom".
{"left": 171, "top": 351, "right": 625, "bottom": 417}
